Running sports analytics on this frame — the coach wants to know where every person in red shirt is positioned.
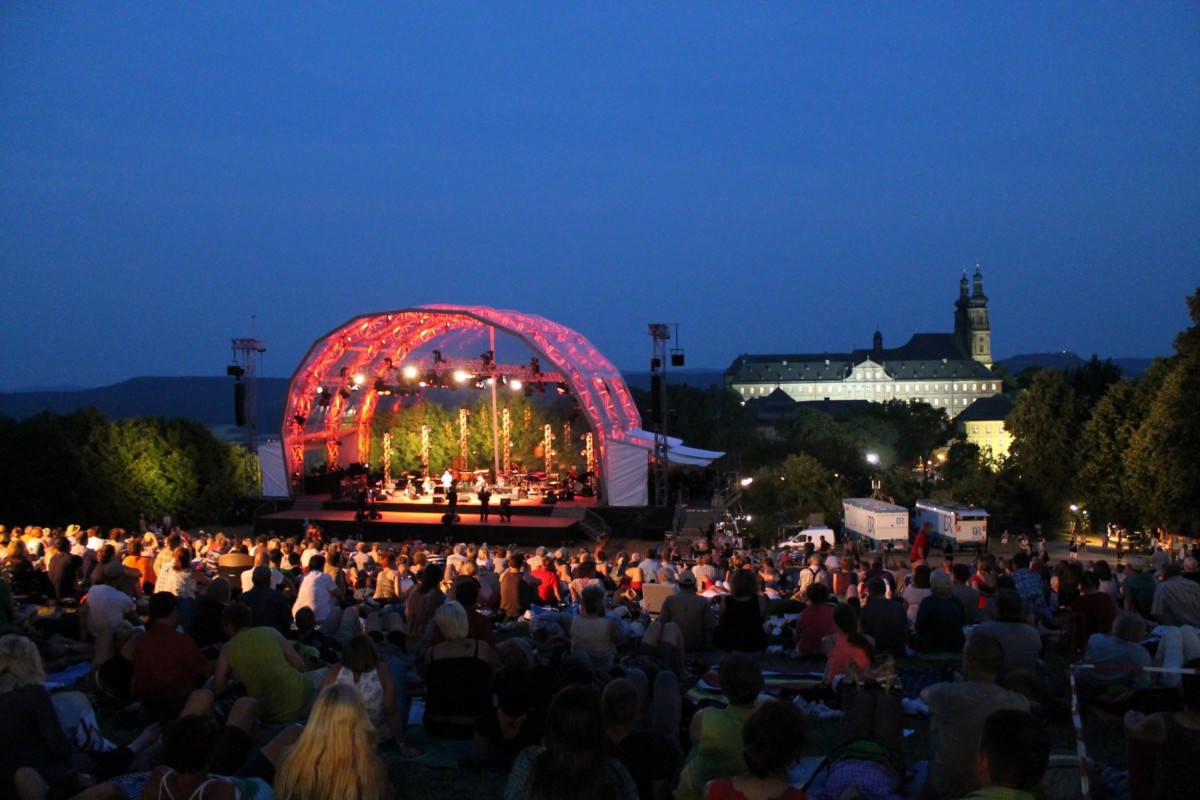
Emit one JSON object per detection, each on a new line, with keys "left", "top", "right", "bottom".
{"left": 131, "top": 591, "right": 209, "bottom": 718}
{"left": 910, "top": 523, "right": 932, "bottom": 567}
{"left": 530, "top": 556, "right": 562, "bottom": 605}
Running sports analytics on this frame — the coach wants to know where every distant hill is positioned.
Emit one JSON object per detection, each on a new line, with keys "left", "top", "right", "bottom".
{"left": 0, "top": 368, "right": 730, "bottom": 433}
{"left": 996, "top": 352, "right": 1154, "bottom": 379}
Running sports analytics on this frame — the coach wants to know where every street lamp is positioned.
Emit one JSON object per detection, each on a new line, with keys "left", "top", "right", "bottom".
{"left": 866, "top": 452, "right": 880, "bottom": 466}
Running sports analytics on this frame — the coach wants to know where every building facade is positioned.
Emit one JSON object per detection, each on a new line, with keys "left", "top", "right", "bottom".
{"left": 725, "top": 270, "right": 1000, "bottom": 414}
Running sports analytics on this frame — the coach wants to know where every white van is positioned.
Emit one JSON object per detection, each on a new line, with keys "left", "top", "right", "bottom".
{"left": 776, "top": 525, "right": 836, "bottom": 551}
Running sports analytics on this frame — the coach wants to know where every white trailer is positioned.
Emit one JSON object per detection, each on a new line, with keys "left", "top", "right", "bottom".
{"left": 913, "top": 500, "right": 989, "bottom": 552}
{"left": 842, "top": 498, "right": 910, "bottom": 550}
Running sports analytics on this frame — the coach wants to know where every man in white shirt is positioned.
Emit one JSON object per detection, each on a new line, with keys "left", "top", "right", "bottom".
{"left": 293, "top": 554, "right": 342, "bottom": 624}
{"left": 241, "top": 549, "right": 288, "bottom": 594}
{"left": 638, "top": 549, "right": 663, "bottom": 584}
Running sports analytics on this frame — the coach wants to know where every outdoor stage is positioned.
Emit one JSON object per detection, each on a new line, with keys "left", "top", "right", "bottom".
{"left": 255, "top": 491, "right": 609, "bottom": 549}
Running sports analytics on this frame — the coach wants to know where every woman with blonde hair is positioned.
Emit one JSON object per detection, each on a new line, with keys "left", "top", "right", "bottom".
{"left": 274, "top": 683, "right": 393, "bottom": 800}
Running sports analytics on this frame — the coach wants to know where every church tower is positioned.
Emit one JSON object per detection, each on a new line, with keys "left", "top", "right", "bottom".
{"left": 954, "top": 267, "right": 992, "bottom": 368}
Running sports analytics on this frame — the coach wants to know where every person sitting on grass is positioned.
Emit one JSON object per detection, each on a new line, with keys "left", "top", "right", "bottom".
{"left": 321, "top": 633, "right": 420, "bottom": 757}
{"left": 675, "top": 652, "right": 765, "bottom": 800}
{"left": 960, "top": 708, "right": 1051, "bottom": 800}
{"left": 824, "top": 603, "right": 874, "bottom": 686}
{"left": 703, "top": 699, "right": 809, "bottom": 800}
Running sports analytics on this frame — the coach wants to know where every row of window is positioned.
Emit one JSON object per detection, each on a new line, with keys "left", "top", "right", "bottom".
{"left": 738, "top": 382, "right": 999, "bottom": 398}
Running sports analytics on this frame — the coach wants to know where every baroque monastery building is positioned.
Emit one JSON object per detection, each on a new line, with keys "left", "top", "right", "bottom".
{"left": 725, "top": 270, "right": 1001, "bottom": 413}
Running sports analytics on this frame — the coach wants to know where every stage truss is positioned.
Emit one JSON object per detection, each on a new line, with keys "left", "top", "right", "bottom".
{"left": 283, "top": 305, "right": 648, "bottom": 504}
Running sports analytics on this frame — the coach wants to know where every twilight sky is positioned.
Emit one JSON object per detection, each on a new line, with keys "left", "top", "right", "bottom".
{"left": 2, "top": 3, "right": 1197, "bottom": 390}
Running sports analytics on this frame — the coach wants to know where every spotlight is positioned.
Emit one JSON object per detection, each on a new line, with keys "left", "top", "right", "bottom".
{"left": 509, "top": 378, "right": 522, "bottom": 391}
{"left": 353, "top": 373, "right": 366, "bottom": 386}
{"left": 530, "top": 357, "right": 540, "bottom": 373}
{"left": 384, "top": 357, "right": 393, "bottom": 370}
{"left": 480, "top": 350, "right": 494, "bottom": 367}
{"left": 374, "top": 378, "right": 393, "bottom": 395}
{"left": 226, "top": 365, "right": 245, "bottom": 378}
{"left": 453, "top": 369, "right": 471, "bottom": 383}
{"left": 293, "top": 414, "right": 307, "bottom": 426}
{"left": 433, "top": 349, "right": 443, "bottom": 363}
{"left": 318, "top": 393, "right": 331, "bottom": 408}
{"left": 339, "top": 388, "right": 351, "bottom": 400}
{"left": 403, "top": 365, "right": 418, "bottom": 379}
{"left": 556, "top": 382, "right": 569, "bottom": 395}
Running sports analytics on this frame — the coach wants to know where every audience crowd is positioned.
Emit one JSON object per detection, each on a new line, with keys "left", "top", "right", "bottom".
{"left": 1, "top": 518, "right": 1199, "bottom": 800}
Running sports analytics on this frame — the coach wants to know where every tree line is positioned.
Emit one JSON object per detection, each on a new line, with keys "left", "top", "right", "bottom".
{"left": 0, "top": 410, "right": 253, "bottom": 529}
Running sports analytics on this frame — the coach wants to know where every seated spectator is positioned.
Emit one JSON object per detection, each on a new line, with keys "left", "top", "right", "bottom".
{"left": 920, "top": 634, "right": 1031, "bottom": 800}
{"left": 915, "top": 571, "right": 966, "bottom": 655}
{"left": 430, "top": 577, "right": 496, "bottom": 648}
{"left": 703, "top": 699, "right": 808, "bottom": 800}
{"left": 406, "top": 562, "right": 446, "bottom": 642}
{"left": 825, "top": 603, "right": 874, "bottom": 685}
{"left": 603, "top": 676, "right": 683, "bottom": 800}
{"left": 714, "top": 570, "right": 768, "bottom": 653}
{"left": 46, "top": 536, "right": 85, "bottom": 604}
{"left": 962, "top": 709, "right": 1051, "bottom": 800}
{"left": 322, "top": 633, "right": 418, "bottom": 756}
{"left": 214, "top": 603, "right": 319, "bottom": 724}
{"left": 132, "top": 592, "right": 210, "bottom": 718}
{"left": 141, "top": 694, "right": 268, "bottom": 800}
{"left": 901, "top": 565, "right": 932, "bottom": 626}
{"left": 676, "top": 653, "right": 764, "bottom": 800}
{"left": 950, "top": 563, "right": 980, "bottom": 624}
{"left": 186, "top": 577, "right": 232, "bottom": 654}
{"left": 240, "top": 565, "right": 294, "bottom": 634}
{"left": 530, "top": 556, "right": 563, "bottom": 605}
{"left": 1070, "top": 571, "right": 1117, "bottom": 647}
{"left": 1152, "top": 563, "right": 1200, "bottom": 627}
{"left": 293, "top": 606, "right": 342, "bottom": 665}
{"left": 122, "top": 539, "right": 157, "bottom": 595}
{"left": 658, "top": 569, "right": 716, "bottom": 655}
{"left": 274, "top": 683, "right": 395, "bottom": 800}
{"left": 968, "top": 589, "right": 1043, "bottom": 679}
{"left": 505, "top": 683, "right": 636, "bottom": 800}
{"left": 467, "top": 668, "right": 547, "bottom": 769}
{"left": 1076, "top": 611, "right": 1151, "bottom": 702}
{"left": 422, "top": 601, "right": 496, "bottom": 739}
{"left": 859, "top": 577, "right": 907, "bottom": 660}
{"left": 569, "top": 584, "right": 621, "bottom": 676}
{"left": 1125, "top": 657, "right": 1200, "bottom": 800}
{"left": 794, "top": 583, "right": 836, "bottom": 658}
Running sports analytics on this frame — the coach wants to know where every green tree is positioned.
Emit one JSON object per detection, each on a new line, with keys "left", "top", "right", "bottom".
{"left": 1005, "top": 369, "right": 1080, "bottom": 527}
{"left": 1077, "top": 380, "right": 1146, "bottom": 531}
{"left": 1066, "top": 355, "right": 1124, "bottom": 417}
{"left": 742, "top": 453, "right": 840, "bottom": 539}
{"left": 1124, "top": 287, "right": 1200, "bottom": 533}
{"left": 942, "top": 440, "right": 1000, "bottom": 508}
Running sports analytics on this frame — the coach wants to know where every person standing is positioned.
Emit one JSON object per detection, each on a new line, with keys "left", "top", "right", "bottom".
{"left": 910, "top": 522, "right": 932, "bottom": 567}
{"left": 478, "top": 485, "right": 492, "bottom": 522}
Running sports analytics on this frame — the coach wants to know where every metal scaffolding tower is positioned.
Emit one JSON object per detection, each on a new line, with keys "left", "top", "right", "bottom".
{"left": 649, "top": 323, "right": 670, "bottom": 507}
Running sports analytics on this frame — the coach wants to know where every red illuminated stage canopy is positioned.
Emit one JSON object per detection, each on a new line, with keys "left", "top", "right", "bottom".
{"left": 282, "top": 305, "right": 723, "bottom": 506}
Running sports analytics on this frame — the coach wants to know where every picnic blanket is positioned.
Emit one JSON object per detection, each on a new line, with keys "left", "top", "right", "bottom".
{"left": 687, "top": 665, "right": 946, "bottom": 704}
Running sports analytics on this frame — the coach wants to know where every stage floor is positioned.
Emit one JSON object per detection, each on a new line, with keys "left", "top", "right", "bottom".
{"left": 256, "top": 492, "right": 600, "bottom": 548}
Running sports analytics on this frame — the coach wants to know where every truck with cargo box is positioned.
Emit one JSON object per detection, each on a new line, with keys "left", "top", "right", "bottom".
{"left": 841, "top": 498, "right": 910, "bottom": 550}
{"left": 913, "top": 500, "right": 989, "bottom": 552}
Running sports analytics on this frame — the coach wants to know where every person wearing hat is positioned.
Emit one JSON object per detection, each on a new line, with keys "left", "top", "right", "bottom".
{"left": 1123, "top": 557, "right": 1158, "bottom": 619}
{"left": 658, "top": 568, "right": 715, "bottom": 654}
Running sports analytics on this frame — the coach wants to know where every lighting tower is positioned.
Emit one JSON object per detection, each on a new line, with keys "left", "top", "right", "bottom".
{"left": 648, "top": 323, "right": 671, "bottom": 507}
{"left": 229, "top": 336, "right": 267, "bottom": 449}
{"left": 228, "top": 333, "right": 266, "bottom": 497}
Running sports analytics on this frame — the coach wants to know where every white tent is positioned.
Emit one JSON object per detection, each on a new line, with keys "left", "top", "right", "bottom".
{"left": 604, "top": 429, "right": 724, "bottom": 506}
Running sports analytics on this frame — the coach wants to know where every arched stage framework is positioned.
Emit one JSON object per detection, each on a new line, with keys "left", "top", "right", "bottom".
{"left": 283, "top": 305, "right": 722, "bottom": 507}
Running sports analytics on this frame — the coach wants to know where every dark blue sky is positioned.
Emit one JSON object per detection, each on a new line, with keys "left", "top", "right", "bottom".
{"left": 2, "top": 3, "right": 1197, "bottom": 390}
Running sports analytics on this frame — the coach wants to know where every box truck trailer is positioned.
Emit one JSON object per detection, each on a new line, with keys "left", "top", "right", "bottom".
{"left": 841, "top": 498, "right": 910, "bottom": 550}
{"left": 913, "top": 500, "right": 989, "bottom": 552}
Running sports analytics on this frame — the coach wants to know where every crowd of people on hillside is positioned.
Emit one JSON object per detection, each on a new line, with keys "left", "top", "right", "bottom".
{"left": 1, "top": 518, "right": 1199, "bottom": 800}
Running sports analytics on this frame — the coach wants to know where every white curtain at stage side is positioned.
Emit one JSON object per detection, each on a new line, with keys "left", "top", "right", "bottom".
{"left": 605, "top": 440, "right": 650, "bottom": 507}
{"left": 603, "top": 431, "right": 725, "bottom": 506}
{"left": 258, "top": 441, "right": 291, "bottom": 498}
